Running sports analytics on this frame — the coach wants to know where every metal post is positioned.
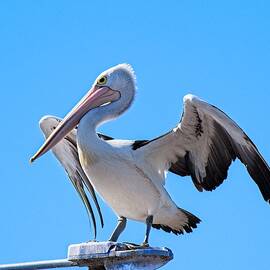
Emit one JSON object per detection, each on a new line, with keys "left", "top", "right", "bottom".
{"left": 0, "top": 242, "right": 173, "bottom": 270}
{"left": 0, "top": 259, "right": 76, "bottom": 270}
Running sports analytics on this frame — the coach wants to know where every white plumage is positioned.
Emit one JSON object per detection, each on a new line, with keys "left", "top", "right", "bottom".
{"left": 34, "top": 64, "right": 270, "bottom": 244}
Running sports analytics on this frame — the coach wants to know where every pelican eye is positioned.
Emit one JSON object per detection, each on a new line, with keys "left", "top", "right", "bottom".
{"left": 97, "top": 76, "right": 107, "bottom": 85}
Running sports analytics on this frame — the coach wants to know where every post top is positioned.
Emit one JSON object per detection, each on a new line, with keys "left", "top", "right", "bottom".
{"left": 68, "top": 241, "right": 173, "bottom": 270}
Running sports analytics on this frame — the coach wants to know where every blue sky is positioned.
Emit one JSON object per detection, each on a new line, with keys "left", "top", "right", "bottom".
{"left": 0, "top": 1, "right": 270, "bottom": 269}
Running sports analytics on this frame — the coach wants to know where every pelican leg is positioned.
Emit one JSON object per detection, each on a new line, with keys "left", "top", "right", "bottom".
{"left": 108, "top": 216, "right": 127, "bottom": 242}
{"left": 141, "top": 215, "right": 153, "bottom": 246}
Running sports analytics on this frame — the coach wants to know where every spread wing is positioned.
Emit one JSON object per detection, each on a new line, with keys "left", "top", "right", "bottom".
{"left": 40, "top": 116, "right": 106, "bottom": 238}
{"left": 133, "top": 94, "right": 270, "bottom": 202}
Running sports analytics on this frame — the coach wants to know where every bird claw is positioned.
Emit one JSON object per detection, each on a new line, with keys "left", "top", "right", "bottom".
{"left": 140, "top": 242, "right": 149, "bottom": 248}
{"left": 122, "top": 242, "right": 140, "bottom": 250}
{"left": 87, "top": 239, "right": 98, "bottom": 243}
{"left": 122, "top": 242, "right": 150, "bottom": 250}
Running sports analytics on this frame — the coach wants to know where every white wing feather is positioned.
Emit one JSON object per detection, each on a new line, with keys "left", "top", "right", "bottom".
{"left": 39, "top": 116, "right": 104, "bottom": 238}
{"left": 133, "top": 95, "right": 270, "bottom": 202}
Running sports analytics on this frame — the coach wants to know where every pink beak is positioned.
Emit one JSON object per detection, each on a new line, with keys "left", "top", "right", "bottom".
{"left": 30, "top": 85, "right": 120, "bottom": 163}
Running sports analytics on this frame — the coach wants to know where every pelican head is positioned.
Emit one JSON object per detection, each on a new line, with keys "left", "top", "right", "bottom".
{"left": 31, "top": 63, "right": 136, "bottom": 163}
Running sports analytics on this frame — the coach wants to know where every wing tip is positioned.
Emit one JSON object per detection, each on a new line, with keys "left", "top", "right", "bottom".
{"left": 183, "top": 94, "right": 201, "bottom": 104}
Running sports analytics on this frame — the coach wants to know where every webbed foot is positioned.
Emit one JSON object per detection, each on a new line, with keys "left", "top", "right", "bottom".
{"left": 123, "top": 242, "right": 150, "bottom": 250}
{"left": 87, "top": 239, "right": 98, "bottom": 243}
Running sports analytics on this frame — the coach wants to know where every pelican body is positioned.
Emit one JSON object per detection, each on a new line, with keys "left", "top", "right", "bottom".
{"left": 33, "top": 64, "right": 270, "bottom": 245}
{"left": 77, "top": 123, "right": 188, "bottom": 229}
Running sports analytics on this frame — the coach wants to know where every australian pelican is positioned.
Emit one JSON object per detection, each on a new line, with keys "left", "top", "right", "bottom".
{"left": 32, "top": 64, "right": 270, "bottom": 246}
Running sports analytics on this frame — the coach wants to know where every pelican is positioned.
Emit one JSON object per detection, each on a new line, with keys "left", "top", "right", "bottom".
{"left": 31, "top": 64, "right": 270, "bottom": 246}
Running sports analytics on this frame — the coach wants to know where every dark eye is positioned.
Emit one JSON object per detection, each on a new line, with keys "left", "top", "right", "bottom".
{"left": 52, "top": 126, "right": 56, "bottom": 130}
{"left": 97, "top": 76, "right": 107, "bottom": 85}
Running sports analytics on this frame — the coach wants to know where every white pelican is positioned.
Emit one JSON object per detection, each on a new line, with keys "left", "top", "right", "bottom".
{"left": 31, "top": 64, "right": 270, "bottom": 246}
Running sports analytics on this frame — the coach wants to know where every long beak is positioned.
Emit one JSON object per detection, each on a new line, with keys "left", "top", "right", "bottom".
{"left": 30, "top": 86, "right": 120, "bottom": 163}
